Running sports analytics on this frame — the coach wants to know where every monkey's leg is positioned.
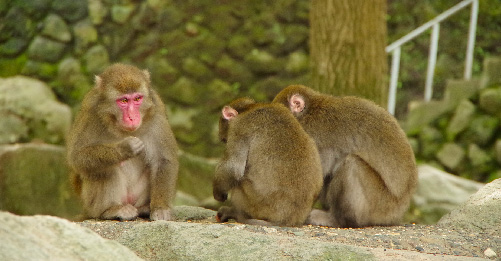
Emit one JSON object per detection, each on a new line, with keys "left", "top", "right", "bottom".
{"left": 101, "top": 204, "right": 138, "bottom": 221}
{"left": 328, "top": 154, "right": 398, "bottom": 228}
{"left": 81, "top": 173, "right": 139, "bottom": 221}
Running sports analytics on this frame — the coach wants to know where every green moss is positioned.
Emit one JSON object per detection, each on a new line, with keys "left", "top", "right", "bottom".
{"left": 0, "top": 55, "right": 27, "bottom": 77}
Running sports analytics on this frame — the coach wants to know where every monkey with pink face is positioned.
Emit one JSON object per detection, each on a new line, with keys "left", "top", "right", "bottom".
{"left": 67, "top": 63, "right": 178, "bottom": 221}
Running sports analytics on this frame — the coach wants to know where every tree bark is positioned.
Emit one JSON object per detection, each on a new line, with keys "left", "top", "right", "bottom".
{"left": 310, "top": 0, "right": 388, "bottom": 107}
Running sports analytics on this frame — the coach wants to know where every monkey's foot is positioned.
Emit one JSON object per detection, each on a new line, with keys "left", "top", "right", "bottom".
{"left": 102, "top": 204, "right": 138, "bottom": 221}
{"left": 151, "top": 208, "right": 174, "bottom": 221}
{"left": 306, "top": 209, "right": 335, "bottom": 227}
{"left": 216, "top": 206, "right": 235, "bottom": 223}
{"left": 137, "top": 205, "right": 150, "bottom": 218}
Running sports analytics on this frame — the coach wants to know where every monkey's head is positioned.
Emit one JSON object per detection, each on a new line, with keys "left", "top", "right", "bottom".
{"left": 273, "top": 85, "right": 314, "bottom": 118}
{"left": 95, "top": 63, "right": 153, "bottom": 133}
{"left": 218, "top": 97, "right": 256, "bottom": 143}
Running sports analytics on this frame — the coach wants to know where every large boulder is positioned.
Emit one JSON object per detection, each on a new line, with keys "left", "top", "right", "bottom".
{"left": 0, "top": 211, "right": 141, "bottom": 260}
{"left": 438, "top": 178, "right": 501, "bottom": 233}
{"left": 116, "top": 221, "right": 374, "bottom": 260}
{"left": 409, "top": 165, "right": 484, "bottom": 224}
{"left": 0, "top": 76, "right": 71, "bottom": 145}
{"left": 0, "top": 143, "right": 81, "bottom": 219}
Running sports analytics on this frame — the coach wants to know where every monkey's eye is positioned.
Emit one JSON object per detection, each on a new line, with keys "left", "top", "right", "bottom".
{"left": 134, "top": 96, "right": 143, "bottom": 102}
{"left": 118, "top": 98, "right": 128, "bottom": 104}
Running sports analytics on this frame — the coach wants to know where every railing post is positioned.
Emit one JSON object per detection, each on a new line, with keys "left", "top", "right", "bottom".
{"left": 425, "top": 23, "right": 440, "bottom": 102}
{"left": 464, "top": 0, "right": 478, "bottom": 80}
{"left": 388, "top": 47, "right": 401, "bottom": 115}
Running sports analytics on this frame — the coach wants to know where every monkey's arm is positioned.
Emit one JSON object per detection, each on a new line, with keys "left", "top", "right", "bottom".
{"left": 213, "top": 136, "right": 249, "bottom": 202}
{"left": 69, "top": 137, "right": 143, "bottom": 178}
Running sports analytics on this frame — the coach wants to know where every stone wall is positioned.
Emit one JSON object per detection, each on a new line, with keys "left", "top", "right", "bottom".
{"left": 405, "top": 57, "right": 501, "bottom": 182}
{"left": 0, "top": 0, "right": 310, "bottom": 157}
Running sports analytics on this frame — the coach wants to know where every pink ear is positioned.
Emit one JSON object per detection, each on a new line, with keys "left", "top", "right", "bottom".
{"left": 289, "top": 94, "right": 305, "bottom": 113}
{"left": 222, "top": 106, "right": 238, "bottom": 120}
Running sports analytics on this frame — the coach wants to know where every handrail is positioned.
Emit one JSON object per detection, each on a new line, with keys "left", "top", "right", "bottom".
{"left": 386, "top": 0, "right": 479, "bottom": 115}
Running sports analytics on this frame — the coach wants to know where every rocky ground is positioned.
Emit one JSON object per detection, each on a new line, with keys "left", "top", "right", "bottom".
{"left": 79, "top": 216, "right": 500, "bottom": 260}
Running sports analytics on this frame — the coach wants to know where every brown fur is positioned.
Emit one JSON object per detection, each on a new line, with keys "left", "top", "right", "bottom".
{"left": 67, "top": 63, "right": 179, "bottom": 221}
{"left": 214, "top": 100, "right": 323, "bottom": 226}
{"left": 273, "top": 85, "right": 418, "bottom": 228}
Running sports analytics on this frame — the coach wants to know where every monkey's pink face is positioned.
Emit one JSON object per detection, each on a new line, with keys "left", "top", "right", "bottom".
{"left": 116, "top": 92, "right": 143, "bottom": 132}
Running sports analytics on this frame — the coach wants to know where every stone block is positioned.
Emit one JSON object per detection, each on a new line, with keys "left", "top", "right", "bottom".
{"left": 480, "top": 56, "right": 501, "bottom": 88}
{"left": 467, "top": 144, "right": 491, "bottom": 167}
{"left": 404, "top": 100, "right": 449, "bottom": 135}
{"left": 436, "top": 143, "right": 465, "bottom": 170}
{"left": 446, "top": 99, "right": 475, "bottom": 140}
{"left": 0, "top": 144, "right": 81, "bottom": 219}
{"left": 41, "top": 14, "right": 71, "bottom": 42}
{"left": 0, "top": 76, "right": 71, "bottom": 144}
{"left": 479, "top": 86, "right": 501, "bottom": 118}
{"left": 442, "top": 79, "right": 479, "bottom": 110}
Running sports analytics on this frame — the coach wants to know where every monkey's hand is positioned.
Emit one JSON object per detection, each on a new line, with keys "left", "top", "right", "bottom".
{"left": 150, "top": 208, "right": 174, "bottom": 221}
{"left": 119, "top": 136, "right": 145, "bottom": 159}
{"left": 213, "top": 187, "right": 228, "bottom": 202}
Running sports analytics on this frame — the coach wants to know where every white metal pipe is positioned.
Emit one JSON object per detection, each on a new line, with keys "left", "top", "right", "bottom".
{"left": 425, "top": 24, "right": 440, "bottom": 102}
{"left": 388, "top": 47, "right": 401, "bottom": 115}
{"left": 464, "top": 0, "right": 478, "bottom": 80}
{"left": 386, "top": 0, "right": 474, "bottom": 53}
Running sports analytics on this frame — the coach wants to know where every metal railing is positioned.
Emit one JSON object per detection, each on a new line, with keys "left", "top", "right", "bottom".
{"left": 386, "top": 0, "right": 479, "bottom": 115}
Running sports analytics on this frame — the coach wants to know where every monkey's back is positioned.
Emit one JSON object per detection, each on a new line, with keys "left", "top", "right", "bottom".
{"left": 229, "top": 104, "right": 323, "bottom": 226}
{"left": 304, "top": 94, "right": 417, "bottom": 199}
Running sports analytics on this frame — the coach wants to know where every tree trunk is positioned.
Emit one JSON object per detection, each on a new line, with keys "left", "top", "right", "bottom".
{"left": 310, "top": 0, "right": 388, "bottom": 107}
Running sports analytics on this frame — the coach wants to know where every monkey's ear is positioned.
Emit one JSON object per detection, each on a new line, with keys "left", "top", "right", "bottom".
{"left": 289, "top": 94, "right": 305, "bottom": 113}
{"left": 222, "top": 106, "right": 238, "bottom": 120}
{"left": 94, "top": 75, "right": 103, "bottom": 89}
{"left": 142, "top": 70, "right": 151, "bottom": 83}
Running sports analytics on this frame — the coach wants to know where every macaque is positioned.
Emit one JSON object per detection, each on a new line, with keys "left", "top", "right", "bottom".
{"left": 67, "top": 63, "right": 179, "bottom": 221}
{"left": 213, "top": 98, "right": 323, "bottom": 226}
{"left": 273, "top": 85, "right": 418, "bottom": 228}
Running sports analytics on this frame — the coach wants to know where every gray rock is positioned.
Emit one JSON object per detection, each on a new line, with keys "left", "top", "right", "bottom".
{"left": 84, "top": 45, "right": 110, "bottom": 75}
{"left": 173, "top": 206, "right": 216, "bottom": 221}
{"left": 480, "top": 57, "right": 501, "bottom": 88}
{"left": 479, "top": 86, "right": 501, "bottom": 118}
{"left": 404, "top": 101, "right": 449, "bottom": 135}
{"left": 88, "top": 0, "right": 108, "bottom": 25}
{"left": 73, "top": 19, "right": 98, "bottom": 54}
{"left": 465, "top": 115, "right": 499, "bottom": 145}
{"left": 0, "top": 143, "right": 81, "bottom": 219}
{"left": 436, "top": 143, "right": 465, "bottom": 170}
{"left": 442, "top": 79, "right": 479, "bottom": 110}
{"left": 117, "top": 221, "right": 375, "bottom": 260}
{"left": 467, "top": 144, "right": 491, "bottom": 167}
{"left": 51, "top": 0, "right": 88, "bottom": 22}
{"left": 0, "top": 211, "right": 141, "bottom": 260}
{"left": 111, "top": 4, "right": 136, "bottom": 24}
{"left": 446, "top": 99, "right": 475, "bottom": 140}
{"left": 41, "top": 14, "right": 72, "bottom": 42}
{"left": 0, "top": 76, "right": 71, "bottom": 144}
{"left": 413, "top": 165, "right": 484, "bottom": 224}
{"left": 27, "top": 36, "right": 66, "bottom": 62}
{"left": 438, "top": 178, "right": 501, "bottom": 232}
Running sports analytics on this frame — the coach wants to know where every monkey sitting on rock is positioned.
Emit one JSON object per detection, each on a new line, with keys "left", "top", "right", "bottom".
{"left": 213, "top": 98, "right": 323, "bottom": 226}
{"left": 273, "top": 85, "right": 418, "bottom": 228}
{"left": 67, "top": 63, "right": 179, "bottom": 221}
